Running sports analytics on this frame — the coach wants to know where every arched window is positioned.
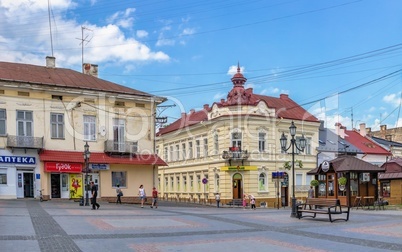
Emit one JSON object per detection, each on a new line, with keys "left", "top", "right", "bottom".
{"left": 215, "top": 173, "right": 220, "bottom": 192}
{"left": 259, "top": 173, "right": 267, "bottom": 191}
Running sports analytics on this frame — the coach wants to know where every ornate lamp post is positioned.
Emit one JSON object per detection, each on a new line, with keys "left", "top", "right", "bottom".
{"left": 83, "top": 141, "right": 91, "bottom": 206}
{"left": 280, "top": 121, "right": 306, "bottom": 217}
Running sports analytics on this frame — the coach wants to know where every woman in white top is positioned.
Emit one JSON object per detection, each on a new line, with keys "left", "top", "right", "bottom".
{"left": 138, "top": 185, "right": 145, "bottom": 208}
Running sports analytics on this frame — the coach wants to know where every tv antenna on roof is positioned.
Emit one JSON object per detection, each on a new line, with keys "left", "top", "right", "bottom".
{"left": 76, "top": 26, "right": 93, "bottom": 73}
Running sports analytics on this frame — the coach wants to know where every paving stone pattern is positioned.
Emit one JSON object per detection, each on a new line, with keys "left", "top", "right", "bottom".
{"left": 0, "top": 199, "right": 402, "bottom": 251}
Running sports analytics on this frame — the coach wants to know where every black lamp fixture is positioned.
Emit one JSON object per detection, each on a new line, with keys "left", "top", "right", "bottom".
{"left": 83, "top": 141, "right": 91, "bottom": 206}
{"left": 280, "top": 121, "right": 306, "bottom": 218}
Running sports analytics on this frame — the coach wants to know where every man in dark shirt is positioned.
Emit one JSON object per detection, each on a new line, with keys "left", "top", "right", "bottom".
{"left": 91, "top": 181, "right": 100, "bottom": 210}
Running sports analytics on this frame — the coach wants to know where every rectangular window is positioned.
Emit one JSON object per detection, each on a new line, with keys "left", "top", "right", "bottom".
{"left": 214, "top": 134, "right": 219, "bottom": 155}
{"left": 170, "top": 146, "right": 174, "bottom": 161}
{"left": 164, "top": 147, "right": 168, "bottom": 161}
{"left": 0, "top": 169, "right": 7, "bottom": 184}
{"left": 176, "top": 176, "right": 180, "bottom": 191}
{"left": 183, "top": 176, "right": 187, "bottom": 191}
{"left": 112, "top": 172, "right": 127, "bottom": 187}
{"left": 305, "top": 137, "right": 311, "bottom": 155}
{"left": 190, "top": 175, "right": 194, "bottom": 191}
{"left": 170, "top": 176, "right": 174, "bottom": 191}
{"left": 175, "top": 144, "right": 180, "bottom": 161}
{"left": 259, "top": 173, "right": 266, "bottom": 191}
{"left": 296, "top": 173, "right": 303, "bottom": 186}
{"left": 196, "top": 140, "right": 201, "bottom": 158}
{"left": 51, "top": 113, "right": 64, "bottom": 139}
{"left": 0, "top": 109, "right": 6, "bottom": 135}
{"left": 203, "top": 138, "right": 208, "bottom": 157}
{"left": 197, "top": 175, "right": 201, "bottom": 191}
{"left": 182, "top": 143, "right": 186, "bottom": 160}
{"left": 84, "top": 115, "right": 96, "bottom": 141}
{"left": 188, "top": 141, "right": 193, "bottom": 159}
{"left": 165, "top": 177, "right": 168, "bottom": 191}
{"left": 17, "top": 110, "right": 33, "bottom": 137}
{"left": 259, "top": 132, "right": 266, "bottom": 152}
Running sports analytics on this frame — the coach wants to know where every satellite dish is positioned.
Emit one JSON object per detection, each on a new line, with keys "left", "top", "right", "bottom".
{"left": 99, "top": 126, "right": 106, "bottom": 136}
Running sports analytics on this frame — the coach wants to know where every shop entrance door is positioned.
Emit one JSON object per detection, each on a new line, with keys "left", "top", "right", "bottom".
{"left": 85, "top": 173, "right": 100, "bottom": 198}
{"left": 232, "top": 173, "right": 242, "bottom": 199}
{"left": 51, "top": 174, "right": 61, "bottom": 198}
{"left": 16, "top": 171, "right": 34, "bottom": 198}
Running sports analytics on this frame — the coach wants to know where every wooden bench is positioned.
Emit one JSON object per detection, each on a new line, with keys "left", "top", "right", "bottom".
{"left": 297, "top": 198, "right": 350, "bottom": 222}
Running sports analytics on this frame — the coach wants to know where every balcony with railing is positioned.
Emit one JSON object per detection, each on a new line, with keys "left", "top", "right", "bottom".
{"left": 222, "top": 147, "right": 249, "bottom": 165}
{"left": 104, "top": 140, "right": 138, "bottom": 154}
{"left": 7, "top": 135, "right": 44, "bottom": 150}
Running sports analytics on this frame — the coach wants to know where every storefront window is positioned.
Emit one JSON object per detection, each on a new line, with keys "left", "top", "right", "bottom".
{"left": 112, "top": 172, "right": 126, "bottom": 187}
{"left": 350, "top": 172, "right": 358, "bottom": 196}
{"left": 0, "top": 169, "right": 7, "bottom": 184}
{"left": 318, "top": 174, "right": 326, "bottom": 197}
{"left": 382, "top": 181, "right": 390, "bottom": 197}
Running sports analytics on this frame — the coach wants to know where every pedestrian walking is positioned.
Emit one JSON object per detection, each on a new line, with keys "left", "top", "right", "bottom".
{"left": 138, "top": 185, "right": 146, "bottom": 208}
{"left": 215, "top": 193, "right": 221, "bottom": 208}
{"left": 308, "top": 186, "right": 315, "bottom": 198}
{"left": 151, "top": 187, "right": 158, "bottom": 208}
{"left": 90, "top": 181, "right": 100, "bottom": 210}
{"left": 242, "top": 194, "right": 247, "bottom": 209}
{"left": 251, "top": 197, "right": 256, "bottom": 210}
{"left": 116, "top": 184, "right": 122, "bottom": 204}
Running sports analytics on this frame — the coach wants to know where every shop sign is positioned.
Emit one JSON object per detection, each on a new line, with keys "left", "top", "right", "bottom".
{"left": 221, "top": 166, "right": 258, "bottom": 171}
{"left": 0, "top": 155, "right": 36, "bottom": 164}
{"left": 90, "top": 164, "right": 110, "bottom": 170}
{"left": 45, "top": 162, "right": 83, "bottom": 173}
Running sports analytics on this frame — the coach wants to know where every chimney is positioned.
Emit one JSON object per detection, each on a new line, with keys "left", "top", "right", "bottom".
{"left": 280, "top": 94, "right": 289, "bottom": 99}
{"left": 181, "top": 112, "right": 186, "bottom": 119}
{"left": 83, "top": 63, "right": 99, "bottom": 78}
{"left": 380, "top": 125, "right": 387, "bottom": 132}
{"left": 190, "top": 109, "right": 195, "bottom": 114}
{"left": 220, "top": 99, "right": 225, "bottom": 104}
{"left": 335, "top": 122, "right": 346, "bottom": 138}
{"left": 359, "top": 123, "right": 366, "bottom": 137}
{"left": 203, "top": 104, "right": 209, "bottom": 110}
{"left": 46, "top": 56, "right": 56, "bottom": 68}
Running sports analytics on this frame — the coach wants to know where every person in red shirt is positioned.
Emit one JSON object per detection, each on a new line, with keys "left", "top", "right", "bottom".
{"left": 151, "top": 187, "right": 158, "bottom": 208}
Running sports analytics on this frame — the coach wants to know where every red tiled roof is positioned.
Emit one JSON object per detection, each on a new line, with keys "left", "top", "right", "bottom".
{"left": 0, "top": 61, "right": 156, "bottom": 97}
{"left": 157, "top": 109, "right": 208, "bottom": 135}
{"left": 39, "top": 150, "right": 167, "bottom": 166}
{"left": 344, "top": 130, "right": 391, "bottom": 155}
{"left": 157, "top": 93, "right": 318, "bottom": 136}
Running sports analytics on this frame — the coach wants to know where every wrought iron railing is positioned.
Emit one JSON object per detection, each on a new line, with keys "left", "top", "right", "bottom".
{"left": 7, "top": 135, "right": 44, "bottom": 149}
{"left": 222, "top": 147, "right": 249, "bottom": 160}
{"left": 104, "top": 140, "right": 138, "bottom": 153}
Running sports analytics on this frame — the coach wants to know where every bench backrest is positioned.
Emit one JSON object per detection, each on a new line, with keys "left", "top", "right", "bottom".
{"left": 305, "top": 198, "right": 340, "bottom": 207}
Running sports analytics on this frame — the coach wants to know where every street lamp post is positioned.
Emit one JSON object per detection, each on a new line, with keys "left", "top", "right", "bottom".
{"left": 280, "top": 121, "right": 306, "bottom": 218}
{"left": 83, "top": 141, "right": 91, "bottom": 206}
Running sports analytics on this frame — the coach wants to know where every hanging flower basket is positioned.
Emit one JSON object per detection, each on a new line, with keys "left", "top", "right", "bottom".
{"left": 338, "top": 177, "right": 347, "bottom": 186}
{"left": 310, "top": 179, "right": 319, "bottom": 187}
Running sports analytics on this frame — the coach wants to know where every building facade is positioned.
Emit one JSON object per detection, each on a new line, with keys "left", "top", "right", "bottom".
{"left": 0, "top": 57, "right": 166, "bottom": 201}
{"left": 156, "top": 65, "right": 321, "bottom": 207}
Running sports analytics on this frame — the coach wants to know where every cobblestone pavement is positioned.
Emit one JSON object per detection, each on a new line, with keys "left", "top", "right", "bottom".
{"left": 1, "top": 199, "right": 402, "bottom": 252}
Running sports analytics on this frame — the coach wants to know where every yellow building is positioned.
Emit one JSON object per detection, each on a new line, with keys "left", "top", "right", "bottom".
{"left": 156, "top": 65, "right": 320, "bottom": 207}
{"left": 0, "top": 57, "right": 166, "bottom": 201}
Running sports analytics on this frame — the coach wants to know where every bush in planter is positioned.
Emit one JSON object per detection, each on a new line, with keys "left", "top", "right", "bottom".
{"left": 338, "top": 177, "right": 347, "bottom": 185}
{"left": 310, "top": 179, "right": 319, "bottom": 187}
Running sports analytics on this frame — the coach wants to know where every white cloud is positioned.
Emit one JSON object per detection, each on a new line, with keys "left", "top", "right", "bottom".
{"left": 106, "top": 8, "right": 136, "bottom": 29}
{"left": 213, "top": 92, "right": 226, "bottom": 100}
{"left": 383, "top": 92, "right": 401, "bottom": 107}
{"left": 181, "top": 28, "right": 195, "bottom": 36}
{"left": 0, "top": 1, "right": 169, "bottom": 70}
{"left": 136, "top": 30, "right": 148, "bottom": 38}
{"left": 260, "top": 87, "right": 279, "bottom": 95}
{"left": 227, "top": 65, "right": 245, "bottom": 75}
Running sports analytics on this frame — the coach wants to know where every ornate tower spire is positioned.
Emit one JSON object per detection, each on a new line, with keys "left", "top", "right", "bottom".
{"left": 231, "top": 62, "right": 247, "bottom": 87}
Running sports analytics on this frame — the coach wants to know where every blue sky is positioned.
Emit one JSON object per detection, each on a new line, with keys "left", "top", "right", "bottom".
{"left": 2, "top": 0, "right": 402, "bottom": 131}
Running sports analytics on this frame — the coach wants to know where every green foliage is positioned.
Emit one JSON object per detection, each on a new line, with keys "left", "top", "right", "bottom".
{"left": 310, "top": 179, "right": 319, "bottom": 187}
{"left": 338, "top": 177, "right": 347, "bottom": 185}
